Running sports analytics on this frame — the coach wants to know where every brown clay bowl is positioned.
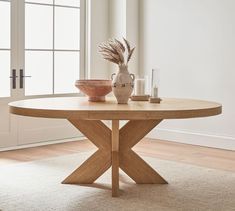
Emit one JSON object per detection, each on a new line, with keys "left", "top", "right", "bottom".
{"left": 75, "top": 80, "right": 112, "bottom": 102}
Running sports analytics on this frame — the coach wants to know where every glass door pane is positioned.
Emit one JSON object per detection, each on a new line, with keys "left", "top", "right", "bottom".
{"left": 0, "top": 1, "right": 10, "bottom": 48}
{"left": 24, "top": 0, "right": 80, "bottom": 96}
{"left": 25, "top": 4, "right": 53, "bottom": 49}
{"left": 25, "top": 1, "right": 53, "bottom": 96}
{"left": 25, "top": 51, "right": 53, "bottom": 95}
{"left": 55, "top": 6, "right": 80, "bottom": 50}
{"left": 0, "top": 51, "right": 10, "bottom": 97}
{"left": 0, "top": 0, "right": 11, "bottom": 98}
{"left": 54, "top": 51, "right": 79, "bottom": 94}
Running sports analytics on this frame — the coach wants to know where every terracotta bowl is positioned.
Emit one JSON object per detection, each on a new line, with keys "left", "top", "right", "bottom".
{"left": 75, "top": 80, "right": 112, "bottom": 102}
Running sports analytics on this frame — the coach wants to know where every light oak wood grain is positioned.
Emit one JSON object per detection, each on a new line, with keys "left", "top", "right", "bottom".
{"left": 62, "top": 149, "right": 111, "bottom": 184}
{"left": 62, "top": 119, "right": 111, "bottom": 184}
{"left": 9, "top": 97, "right": 222, "bottom": 120}
{"left": 61, "top": 118, "right": 168, "bottom": 196}
{"left": 112, "top": 151, "right": 119, "bottom": 197}
{"left": 7, "top": 96, "right": 223, "bottom": 197}
{"left": 120, "top": 149, "right": 167, "bottom": 184}
{"left": 68, "top": 119, "right": 111, "bottom": 149}
{"left": 112, "top": 120, "right": 119, "bottom": 197}
{"left": 119, "top": 120, "right": 162, "bottom": 149}
{"left": 119, "top": 120, "right": 167, "bottom": 184}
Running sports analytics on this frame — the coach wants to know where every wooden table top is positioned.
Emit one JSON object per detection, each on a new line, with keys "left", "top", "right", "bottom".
{"left": 9, "top": 97, "right": 222, "bottom": 120}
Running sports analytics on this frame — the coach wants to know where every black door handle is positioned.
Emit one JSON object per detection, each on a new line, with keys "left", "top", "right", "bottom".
{"left": 9, "top": 69, "right": 18, "bottom": 89}
{"left": 20, "top": 69, "right": 31, "bottom": 89}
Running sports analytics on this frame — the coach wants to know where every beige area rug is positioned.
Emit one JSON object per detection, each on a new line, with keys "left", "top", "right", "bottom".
{"left": 0, "top": 151, "right": 235, "bottom": 211}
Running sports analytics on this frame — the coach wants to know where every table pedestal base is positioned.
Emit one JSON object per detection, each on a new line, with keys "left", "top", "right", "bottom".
{"left": 62, "top": 119, "right": 167, "bottom": 197}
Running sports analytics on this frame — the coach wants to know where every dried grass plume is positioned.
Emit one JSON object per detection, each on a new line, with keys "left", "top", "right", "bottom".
{"left": 98, "top": 38, "right": 135, "bottom": 66}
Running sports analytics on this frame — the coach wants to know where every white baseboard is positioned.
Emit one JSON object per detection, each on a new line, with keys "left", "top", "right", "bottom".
{"left": 147, "top": 128, "right": 235, "bottom": 151}
{"left": 0, "top": 136, "right": 85, "bottom": 152}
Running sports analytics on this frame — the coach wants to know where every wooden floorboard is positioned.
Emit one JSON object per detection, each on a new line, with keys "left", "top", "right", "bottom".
{"left": 0, "top": 139, "right": 234, "bottom": 172}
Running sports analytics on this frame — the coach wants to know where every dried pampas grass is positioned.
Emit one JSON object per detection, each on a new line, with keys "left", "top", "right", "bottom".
{"left": 99, "top": 38, "right": 135, "bottom": 66}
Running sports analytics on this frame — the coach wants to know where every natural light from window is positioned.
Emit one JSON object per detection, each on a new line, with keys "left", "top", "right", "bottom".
{"left": 25, "top": 0, "right": 80, "bottom": 95}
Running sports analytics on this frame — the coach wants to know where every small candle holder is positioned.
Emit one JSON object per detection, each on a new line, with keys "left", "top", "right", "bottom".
{"left": 131, "top": 77, "right": 150, "bottom": 101}
{"left": 149, "top": 68, "right": 161, "bottom": 104}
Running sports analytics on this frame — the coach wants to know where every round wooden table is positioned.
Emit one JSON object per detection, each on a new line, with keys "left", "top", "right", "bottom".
{"left": 9, "top": 97, "right": 222, "bottom": 197}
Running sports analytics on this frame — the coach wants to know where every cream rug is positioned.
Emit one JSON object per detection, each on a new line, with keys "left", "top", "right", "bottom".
{"left": 0, "top": 151, "right": 234, "bottom": 211}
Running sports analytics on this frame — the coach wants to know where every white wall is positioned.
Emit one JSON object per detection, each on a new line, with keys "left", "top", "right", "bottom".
{"left": 126, "top": 0, "right": 140, "bottom": 77}
{"left": 88, "top": 0, "right": 140, "bottom": 79}
{"left": 109, "top": 0, "right": 126, "bottom": 39}
{"left": 87, "top": 0, "right": 110, "bottom": 79}
{"left": 109, "top": 0, "right": 140, "bottom": 76}
{"left": 140, "top": 0, "right": 235, "bottom": 150}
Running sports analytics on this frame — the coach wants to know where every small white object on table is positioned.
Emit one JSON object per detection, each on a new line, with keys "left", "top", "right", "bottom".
{"left": 135, "top": 79, "right": 145, "bottom": 95}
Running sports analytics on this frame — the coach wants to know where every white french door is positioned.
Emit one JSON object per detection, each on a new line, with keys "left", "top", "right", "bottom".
{"left": 0, "top": 0, "right": 18, "bottom": 148}
{"left": 0, "top": 0, "right": 85, "bottom": 148}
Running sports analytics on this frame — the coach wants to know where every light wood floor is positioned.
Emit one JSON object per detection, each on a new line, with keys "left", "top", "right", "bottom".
{"left": 0, "top": 139, "right": 234, "bottom": 172}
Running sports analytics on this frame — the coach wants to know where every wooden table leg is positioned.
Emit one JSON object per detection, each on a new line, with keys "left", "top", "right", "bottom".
{"left": 112, "top": 120, "right": 119, "bottom": 197}
{"left": 62, "top": 119, "right": 111, "bottom": 184}
{"left": 63, "top": 118, "right": 167, "bottom": 197}
{"left": 119, "top": 120, "right": 168, "bottom": 184}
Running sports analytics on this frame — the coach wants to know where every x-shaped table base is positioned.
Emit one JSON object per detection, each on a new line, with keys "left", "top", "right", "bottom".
{"left": 62, "top": 119, "right": 167, "bottom": 197}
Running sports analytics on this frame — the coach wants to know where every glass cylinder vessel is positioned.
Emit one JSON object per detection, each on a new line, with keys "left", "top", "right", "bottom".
{"left": 151, "top": 68, "right": 160, "bottom": 98}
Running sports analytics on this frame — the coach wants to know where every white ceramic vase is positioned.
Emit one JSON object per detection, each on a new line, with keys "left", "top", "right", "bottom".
{"left": 111, "top": 64, "right": 135, "bottom": 104}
